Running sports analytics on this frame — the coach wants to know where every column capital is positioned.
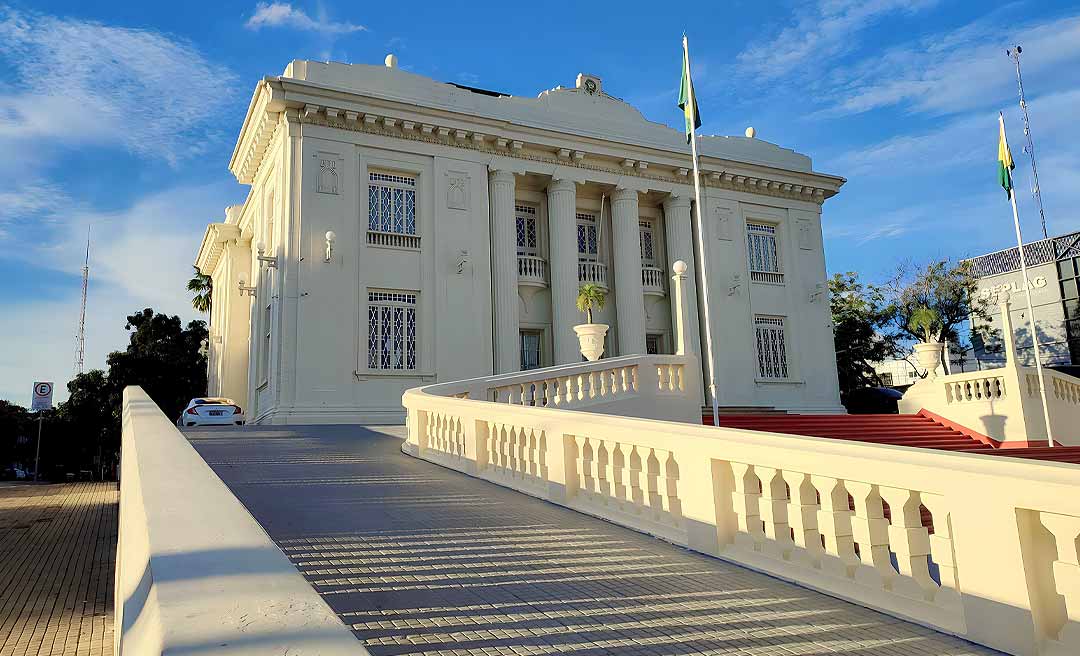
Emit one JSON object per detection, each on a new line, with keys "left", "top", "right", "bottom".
{"left": 489, "top": 169, "right": 516, "bottom": 184}
{"left": 612, "top": 187, "right": 641, "bottom": 203}
{"left": 548, "top": 178, "right": 577, "bottom": 194}
{"left": 663, "top": 194, "right": 692, "bottom": 211}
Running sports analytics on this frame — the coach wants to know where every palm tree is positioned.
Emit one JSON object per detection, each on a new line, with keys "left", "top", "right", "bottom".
{"left": 908, "top": 306, "right": 941, "bottom": 343}
{"left": 187, "top": 266, "right": 212, "bottom": 314}
{"left": 576, "top": 283, "right": 607, "bottom": 324}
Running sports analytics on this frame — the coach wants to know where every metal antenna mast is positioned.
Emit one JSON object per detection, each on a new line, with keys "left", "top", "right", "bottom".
{"left": 1007, "top": 45, "right": 1048, "bottom": 239}
{"left": 74, "top": 225, "right": 90, "bottom": 376}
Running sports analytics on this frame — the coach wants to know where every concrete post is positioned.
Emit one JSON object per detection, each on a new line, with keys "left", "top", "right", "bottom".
{"left": 611, "top": 187, "right": 646, "bottom": 355}
{"left": 489, "top": 170, "right": 520, "bottom": 373}
{"left": 548, "top": 178, "right": 580, "bottom": 364}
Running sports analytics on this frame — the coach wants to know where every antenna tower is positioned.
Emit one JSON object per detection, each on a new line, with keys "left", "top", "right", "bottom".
{"left": 74, "top": 226, "right": 90, "bottom": 376}
{"left": 1007, "top": 45, "right": 1049, "bottom": 239}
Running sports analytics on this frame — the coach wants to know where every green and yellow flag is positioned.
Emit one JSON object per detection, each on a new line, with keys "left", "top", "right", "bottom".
{"left": 678, "top": 38, "right": 701, "bottom": 143}
{"left": 998, "top": 112, "right": 1015, "bottom": 197}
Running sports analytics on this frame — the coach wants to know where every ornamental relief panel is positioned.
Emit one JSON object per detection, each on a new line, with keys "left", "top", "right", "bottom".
{"left": 316, "top": 152, "right": 344, "bottom": 195}
{"left": 446, "top": 172, "right": 469, "bottom": 211}
{"left": 714, "top": 204, "right": 736, "bottom": 241}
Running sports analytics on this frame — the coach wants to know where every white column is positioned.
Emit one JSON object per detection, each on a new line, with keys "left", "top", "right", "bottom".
{"left": 489, "top": 169, "right": 519, "bottom": 373}
{"left": 548, "top": 178, "right": 580, "bottom": 364}
{"left": 611, "top": 187, "right": 646, "bottom": 354}
{"left": 663, "top": 194, "right": 705, "bottom": 405}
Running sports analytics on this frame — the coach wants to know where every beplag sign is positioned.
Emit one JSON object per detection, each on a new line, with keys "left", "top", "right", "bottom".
{"left": 978, "top": 276, "right": 1048, "bottom": 300}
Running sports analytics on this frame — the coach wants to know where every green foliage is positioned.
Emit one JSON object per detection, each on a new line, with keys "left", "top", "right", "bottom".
{"left": 907, "top": 306, "right": 942, "bottom": 343}
{"left": 576, "top": 284, "right": 607, "bottom": 324}
{"left": 1, "top": 308, "right": 208, "bottom": 481}
{"left": 829, "top": 272, "right": 902, "bottom": 400}
{"left": 889, "top": 259, "right": 988, "bottom": 346}
{"left": 187, "top": 266, "right": 212, "bottom": 314}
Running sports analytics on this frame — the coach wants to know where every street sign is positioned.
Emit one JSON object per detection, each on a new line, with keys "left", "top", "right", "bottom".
{"left": 31, "top": 381, "right": 54, "bottom": 411}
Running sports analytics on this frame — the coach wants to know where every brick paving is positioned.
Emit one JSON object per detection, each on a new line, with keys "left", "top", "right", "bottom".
{"left": 188, "top": 425, "right": 1000, "bottom": 656}
{"left": 0, "top": 482, "right": 116, "bottom": 656}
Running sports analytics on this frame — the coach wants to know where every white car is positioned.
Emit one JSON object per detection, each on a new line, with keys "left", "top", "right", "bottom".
{"left": 177, "top": 397, "right": 245, "bottom": 427}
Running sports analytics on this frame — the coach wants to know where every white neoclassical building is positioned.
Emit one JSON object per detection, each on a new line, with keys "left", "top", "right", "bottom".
{"left": 195, "top": 56, "right": 846, "bottom": 424}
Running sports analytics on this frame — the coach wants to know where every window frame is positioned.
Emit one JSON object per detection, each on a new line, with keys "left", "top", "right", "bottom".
{"left": 516, "top": 204, "right": 540, "bottom": 257}
{"left": 520, "top": 329, "right": 543, "bottom": 371}
{"left": 367, "top": 170, "right": 418, "bottom": 239}
{"left": 576, "top": 212, "right": 600, "bottom": 263}
{"left": 639, "top": 220, "right": 657, "bottom": 267}
{"left": 366, "top": 290, "right": 419, "bottom": 372}
{"left": 746, "top": 221, "right": 784, "bottom": 284}
{"left": 754, "top": 315, "right": 791, "bottom": 381}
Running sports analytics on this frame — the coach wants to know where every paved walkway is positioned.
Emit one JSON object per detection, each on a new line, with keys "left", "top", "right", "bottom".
{"left": 0, "top": 482, "right": 116, "bottom": 656}
{"left": 189, "top": 425, "right": 997, "bottom": 656}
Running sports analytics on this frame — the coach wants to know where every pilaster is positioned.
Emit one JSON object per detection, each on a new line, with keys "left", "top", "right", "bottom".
{"left": 611, "top": 187, "right": 646, "bottom": 354}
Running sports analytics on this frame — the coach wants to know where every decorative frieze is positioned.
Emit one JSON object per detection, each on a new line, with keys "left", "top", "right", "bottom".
{"left": 287, "top": 104, "right": 838, "bottom": 204}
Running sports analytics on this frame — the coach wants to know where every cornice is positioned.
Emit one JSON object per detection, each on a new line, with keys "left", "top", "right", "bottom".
{"left": 195, "top": 223, "right": 243, "bottom": 274}
{"left": 292, "top": 104, "right": 840, "bottom": 205}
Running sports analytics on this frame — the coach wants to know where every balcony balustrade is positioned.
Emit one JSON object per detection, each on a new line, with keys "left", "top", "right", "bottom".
{"left": 641, "top": 265, "right": 666, "bottom": 296}
{"left": 577, "top": 260, "right": 608, "bottom": 289}
{"left": 517, "top": 255, "right": 548, "bottom": 288}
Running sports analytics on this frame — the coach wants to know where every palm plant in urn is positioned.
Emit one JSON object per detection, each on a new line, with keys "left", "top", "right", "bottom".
{"left": 574, "top": 283, "right": 609, "bottom": 361}
{"left": 908, "top": 306, "right": 944, "bottom": 378}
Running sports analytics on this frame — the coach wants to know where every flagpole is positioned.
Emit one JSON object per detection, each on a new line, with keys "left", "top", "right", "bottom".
{"left": 683, "top": 35, "right": 720, "bottom": 425}
{"left": 1001, "top": 113, "right": 1054, "bottom": 447}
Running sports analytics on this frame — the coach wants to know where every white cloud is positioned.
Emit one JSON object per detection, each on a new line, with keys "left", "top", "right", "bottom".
{"left": 737, "top": 0, "right": 939, "bottom": 80}
{"left": 245, "top": 2, "right": 365, "bottom": 34}
{"left": 823, "top": 14, "right": 1080, "bottom": 117}
{"left": 0, "top": 8, "right": 238, "bottom": 164}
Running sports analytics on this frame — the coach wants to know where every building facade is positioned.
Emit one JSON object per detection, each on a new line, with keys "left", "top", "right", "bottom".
{"left": 195, "top": 57, "right": 847, "bottom": 424}
{"left": 965, "top": 230, "right": 1080, "bottom": 368}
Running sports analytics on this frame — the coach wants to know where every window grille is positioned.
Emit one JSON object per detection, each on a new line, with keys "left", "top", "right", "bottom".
{"left": 577, "top": 212, "right": 598, "bottom": 262}
{"left": 368, "top": 171, "right": 417, "bottom": 242}
{"left": 516, "top": 204, "right": 538, "bottom": 256}
{"left": 747, "top": 222, "right": 783, "bottom": 283}
{"left": 646, "top": 333, "right": 663, "bottom": 355}
{"left": 639, "top": 220, "right": 656, "bottom": 265}
{"left": 754, "top": 316, "right": 789, "bottom": 380}
{"left": 368, "top": 291, "right": 417, "bottom": 370}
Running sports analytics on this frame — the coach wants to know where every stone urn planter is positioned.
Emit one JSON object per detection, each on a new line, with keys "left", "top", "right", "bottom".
{"left": 574, "top": 323, "right": 609, "bottom": 361}
{"left": 913, "top": 341, "right": 944, "bottom": 378}
{"left": 575, "top": 282, "right": 608, "bottom": 361}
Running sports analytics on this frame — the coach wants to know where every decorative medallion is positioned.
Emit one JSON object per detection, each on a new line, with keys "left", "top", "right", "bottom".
{"left": 584, "top": 79, "right": 598, "bottom": 95}
{"left": 446, "top": 172, "right": 469, "bottom": 210}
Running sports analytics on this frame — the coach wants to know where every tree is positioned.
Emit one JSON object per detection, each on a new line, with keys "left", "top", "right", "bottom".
{"left": 576, "top": 284, "right": 607, "bottom": 324}
{"left": 187, "top": 266, "right": 212, "bottom": 314}
{"left": 829, "top": 272, "right": 902, "bottom": 399}
{"left": 908, "top": 306, "right": 942, "bottom": 343}
{"left": 889, "top": 259, "right": 988, "bottom": 346}
{"left": 106, "top": 309, "right": 208, "bottom": 421}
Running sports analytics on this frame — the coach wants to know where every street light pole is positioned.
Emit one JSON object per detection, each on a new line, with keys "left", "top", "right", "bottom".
{"left": 33, "top": 415, "right": 43, "bottom": 482}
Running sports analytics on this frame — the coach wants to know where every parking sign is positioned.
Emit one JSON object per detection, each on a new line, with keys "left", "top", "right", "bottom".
{"left": 31, "top": 382, "right": 54, "bottom": 411}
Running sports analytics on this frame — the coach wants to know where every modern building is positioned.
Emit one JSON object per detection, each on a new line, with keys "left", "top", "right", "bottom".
{"left": 195, "top": 56, "right": 847, "bottom": 424}
{"left": 964, "top": 229, "right": 1080, "bottom": 368}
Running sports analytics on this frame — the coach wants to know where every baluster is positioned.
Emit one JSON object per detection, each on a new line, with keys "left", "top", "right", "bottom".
{"left": 525, "top": 428, "right": 538, "bottom": 478}
{"left": 730, "top": 462, "right": 765, "bottom": 551}
{"left": 628, "top": 447, "right": 645, "bottom": 509}
{"left": 811, "top": 475, "right": 858, "bottom": 578}
{"left": 577, "top": 374, "right": 587, "bottom": 402}
{"left": 848, "top": 481, "right": 895, "bottom": 589}
{"left": 1039, "top": 512, "right": 1080, "bottom": 646}
{"left": 657, "top": 365, "right": 668, "bottom": 391}
{"left": 645, "top": 449, "right": 663, "bottom": 517}
{"left": 661, "top": 451, "right": 681, "bottom": 519}
{"left": 757, "top": 467, "right": 793, "bottom": 559}
{"left": 537, "top": 431, "right": 549, "bottom": 480}
{"left": 611, "top": 443, "right": 628, "bottom": 507}
{"left": 507, "top": 426, "right": 521, "bottom": 477}
{"left": 579, "top": 438, "right": 595, "bottom": 496}
{"left": 596, "top": 440, "right": 611, "bottom": 501}
{"left": 508, "top": 386, "right": 522, "bottom": 405}
{"left": 782, "top": 471, "right": 822, "bottom": 568}
{"left": 880, "top": 487, "right": 935, "bottom": 600}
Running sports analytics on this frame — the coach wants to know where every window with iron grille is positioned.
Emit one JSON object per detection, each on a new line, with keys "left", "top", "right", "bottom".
{"left": 754, "top": 316, "right": 789, "bottom": 379}
{"left": 747, "top": 222, "right": 783, "bottom": 283}
{"left": 646, "top": 333, "right": 663, "bottom": 355}
{"left": 368, "top": 291, "right": 417, "bottom": 370}
{"left": 577, "top": 212, "right": 598, "bottom": 262}
{"left": 639, "top": 220, "right": 656, "bottom": 266}
{"left": 520, "top": 330, "right": 542, "bottom": 370}
{"left": 516, "top": 204, "right": 538, "bottom": 256}
{"left": 368, "top": 171, "right": 417, "bottom": 235}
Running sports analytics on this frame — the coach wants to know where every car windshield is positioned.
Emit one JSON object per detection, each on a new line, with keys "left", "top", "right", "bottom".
{"left": 193, "top": 398, "right": 233, "bottom": 405}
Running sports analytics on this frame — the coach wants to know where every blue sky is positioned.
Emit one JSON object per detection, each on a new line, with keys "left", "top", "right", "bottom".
{"left": 2, "top": 0, "right": 1079, "bottom": 405}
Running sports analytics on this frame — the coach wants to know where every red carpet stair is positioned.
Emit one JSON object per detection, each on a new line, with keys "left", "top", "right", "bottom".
{"left": 704, "top": 411, "right": 1080, "bottom": 465}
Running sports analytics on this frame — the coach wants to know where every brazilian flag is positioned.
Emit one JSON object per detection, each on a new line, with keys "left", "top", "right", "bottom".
{"left": 998, "top": 112, "right": 1015, "bottom": 198}
{"left": 678, "top": 42, "right": 701, "bottom": 143}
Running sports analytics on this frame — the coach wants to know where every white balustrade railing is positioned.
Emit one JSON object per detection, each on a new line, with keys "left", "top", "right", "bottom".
{"left": 577, "top": 260, "right": 608, "bottom": 288}
{"left": 517, "top": 255, "right": 547, "bottom": 286}
{"left": 641, "top": 265, "right": 665, "bottom": 295}
{"left": 944, "top": 371, "right": 1007, "bottom": 404}
{"left": 403, "top": 365, "right": 1080, "bottom": 656}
